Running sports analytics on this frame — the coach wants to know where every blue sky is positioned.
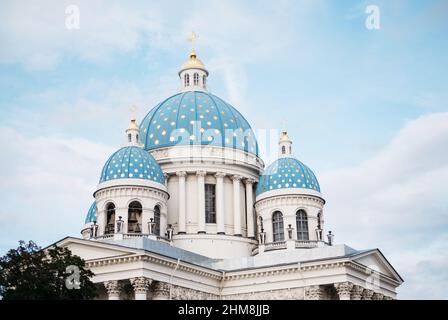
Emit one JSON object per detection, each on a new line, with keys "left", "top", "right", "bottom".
{"left": 0, "top": 0, "right": 447, "bottom": 299}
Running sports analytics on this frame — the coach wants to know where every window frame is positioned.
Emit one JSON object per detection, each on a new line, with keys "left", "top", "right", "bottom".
{"left": 272, "top": 211, "right": 285, "bottom": 242}
{"left": 205, "top": 184, "right": 216, "bottom": 224}
{"left": 296, "top": 209, "right": 309, "bottom": 240}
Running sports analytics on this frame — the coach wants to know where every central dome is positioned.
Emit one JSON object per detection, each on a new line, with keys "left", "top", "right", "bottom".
{"left": 140, "top": 91, "right": 259, "bottom": 155}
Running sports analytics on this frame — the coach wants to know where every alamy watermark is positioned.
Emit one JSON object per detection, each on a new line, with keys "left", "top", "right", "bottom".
{"left": 65, "top": 4, "right": 80, "bottom": 30}
{"left": 65, "top": 265, "right": 81, "bottom": 289}
{"left": 365, "top": 5, "right": 380, "bottom": 30}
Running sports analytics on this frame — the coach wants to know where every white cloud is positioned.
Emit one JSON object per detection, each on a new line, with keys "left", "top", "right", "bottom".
{"left": 320, "top": 112, "right": 448, "bottom": 299}
{"left": 0, "top": 127, "right": 114, "bottom": 251}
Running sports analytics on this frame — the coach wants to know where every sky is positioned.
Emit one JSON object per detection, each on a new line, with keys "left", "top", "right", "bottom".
{"left": 0, "top": 0, "right": 447, "bottom": 299}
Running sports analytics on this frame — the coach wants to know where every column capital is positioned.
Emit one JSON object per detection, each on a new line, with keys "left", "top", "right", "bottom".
{"left": 104, "top": 280, "right": 120, "bottom": 297}
{"left": 176, "top": 171, "right": 187, "bottom": 177}
{"left": 361, "top": 288, "right": 374, "bottom": 300}
{"left": 196, "top": 170, "right": 206, "bottom": 177}
{"left": 245, "top": 178, "right": 257, "bottom": 185}
{"left": 304, "top": 285, "right": 323, "bottom": 300}
{"left": 334, "top": 282, "right": 354, "bottom": 300}
{"left": 130, "top": 276, "right": 152, "bottom": 294}
{"left": 351, "top": 285, "right": 364, "bottom": 300}
{"left": 231, "top": 175, "right": 243, "bottom": 182}
{"left": 372, "top": 292, "right": 384, "bottom": 300}
{"left": 214, "top": 172, "right": 226, "bottom": 179}
{"left": 152, "top": 281, "right": 170, "bottom": 300}
{"left": 164, "top": 172, "right": 170, "bottom": 180}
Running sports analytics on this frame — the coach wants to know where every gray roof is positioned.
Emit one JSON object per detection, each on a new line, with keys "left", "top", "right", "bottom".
{"left": 100, "top": 237, "right": 367, "bottom": 272}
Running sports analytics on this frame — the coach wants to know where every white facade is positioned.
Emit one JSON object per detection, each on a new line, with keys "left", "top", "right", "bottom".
{"left": 56, "top": 48, "right": 403, "bottom": 300}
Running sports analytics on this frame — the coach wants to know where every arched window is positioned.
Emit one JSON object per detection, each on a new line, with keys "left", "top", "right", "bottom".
{"left": 154, "top": 205, "right": 161, "bottom": 236}
{"left": 105, "top": 203, "right": 116, "bottom": 234}
{"left": 272, "top": 211, "right": 284, "bottom": 242}
{"left": 203, "top": 75, "right": 206, "bottom": 87}
{"left": 317, "top": 212, "right": 322, "bottom": 230}
{"left": 184, "top": 74, "right": 190, "bottom": 86}
{"left": 128, "top": 201, "right": 142, "bottom": 233}
{"left": 282, "top": 146, "right": 286, "bottom": 154}
{"left": 296, "top": 209, "right": 309, "bottom": 240}
{"left": 193, "top": 73, "right": 199, "bottom": 85}
{"left": 136, "top": 134, "right": 139, "bottom": 142}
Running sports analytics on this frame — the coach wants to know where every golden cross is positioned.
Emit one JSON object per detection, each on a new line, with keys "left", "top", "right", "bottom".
{"left": 130, "top": 105, "right": 138, "bottom": 119}
{"left": 280, "top": 118, "right": 288, "bottom": 132}
{"left": 188, "top": 31, "right": 198, "bottom": 52}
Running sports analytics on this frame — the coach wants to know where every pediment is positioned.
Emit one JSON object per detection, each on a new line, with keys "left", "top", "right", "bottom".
{"left": 351, "top": 249, "right": 403, "bottom": 283}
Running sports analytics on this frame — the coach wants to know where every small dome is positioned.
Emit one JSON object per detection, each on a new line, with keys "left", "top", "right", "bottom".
{"left": 99, "top": 146, "right": 165, "bottom": 185}
{"left": 140, "top": 91, "right": 259, "bottom": 155}
{"left": 256, "top": 157, "right": 320, "bottom": 196}
{"left": 179, "top": 51, "right": 208, "bottom": 75}
{"left": 85, "top": 202, "right": 97, "bottom": 224}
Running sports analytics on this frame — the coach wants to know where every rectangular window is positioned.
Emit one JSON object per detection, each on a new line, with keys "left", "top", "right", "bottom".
{"left": 205, "top": 184, "right": 216, "bottom": 223}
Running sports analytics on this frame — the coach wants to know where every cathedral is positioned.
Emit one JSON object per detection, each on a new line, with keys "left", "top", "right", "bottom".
{"left": 53, "top": 42, "right": 403, "bottom": 300}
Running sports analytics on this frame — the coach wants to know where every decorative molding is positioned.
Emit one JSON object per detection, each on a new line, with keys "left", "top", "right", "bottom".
{"left": 245, "top": 178, "right": 257, "bottom": 185}
{"left": 255, "top": 194, "right": 325, "bottom": 212}
{"left": 372, "top": 292, "right": 384, "bottom": 300}
{"left": 334, "top": 282, "right": 354, "bottom": 299}
{"left": 351, "top": 285, "right": 364, "bottom": 300}
{"left": 170, "top": 284, "right": 217, "bottom": 300}
{"left": 87, "top": 254, "right": 222, "bottom": 280}
{"left": 130, "top": 276, "right": 152, "bottom": 294}
{"left": 152, "top": 281, "right": 170, "bottom": 299}
{"left": 304, "top": 285, "right": 323, "bottom": 300}
{"left": 214, "top": 172, "right": 226, "bottom": 178}
{"left": 226, "top": 287, "right": 304, "bottom": 300}
{"left": 361, "top": 289, "right": 374, "bottom": 300}
{"left": 176, "top": 171, "right": 187, "bottom": 177}
{"left": 104, "top": 280, "right": 120, "bottom": 296}
{"left": 149, "top": 145, "right": 264, "bottom": 172}
{"left": 196, "top": 170, "right": 207, "bottom": 177}
{"left": 95, "top": 185, "right": 169, "bottom": 202}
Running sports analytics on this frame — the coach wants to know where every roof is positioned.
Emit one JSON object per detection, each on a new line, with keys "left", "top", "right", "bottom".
{"left": 99, "top": 146, "right": 165, "bottom": 185}
{"left": 139, "top": 91, "right": 259, "bottom": 156}
{"left": 52, "top": 237, "right": 403, "bottom": 282}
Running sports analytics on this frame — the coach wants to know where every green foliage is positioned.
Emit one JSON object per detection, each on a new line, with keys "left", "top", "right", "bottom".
{"left": 0, "top": 240, "right": 96, "bottom": 300}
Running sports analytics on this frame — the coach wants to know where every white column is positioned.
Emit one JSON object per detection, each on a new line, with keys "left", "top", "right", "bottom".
{"left": 351, "top": 285, "right": 364, "bottom": 300}
{"left": 334, "top": 282, "right": 354, "bottom": 300}
{"left": 245, "top": 179, "right": 256, "bottom": 238}
{"left": 361, "top": 289, "right": 374, "bottom": 300}
{"left": 304, "top": 285, "right": 324, "bottom": 300}
{"left": 176, "top": 171, "right": 187, "bottom": 234}
{"left": 104, "top": 280, "right": 120, "bottom": 300}
{"left": 130, "top": 277, "right": 152, "bottom": 300}
{"left": 197, "top": 170, "right": 206, "bottom": 233}
{"left": 232, "top": 175, "right": 243, "bottom": 236}
{"left": 215, "top": 172, "right": 226, "bottom": 234}
{"left": 152, "top": 282, "right": 170, "bottom": 300}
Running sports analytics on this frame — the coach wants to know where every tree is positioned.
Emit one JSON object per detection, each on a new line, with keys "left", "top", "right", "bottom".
{"left": 0, "top": 240, "right": 96, "bottom": 300}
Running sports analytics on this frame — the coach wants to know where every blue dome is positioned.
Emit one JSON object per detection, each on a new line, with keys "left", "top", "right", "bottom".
{"left": 85, "top": 202, "right": 97, "bottom": 224}
{"left": 256, "top": 157, "right": 320, "bottom": 196}
{"left": 99, "top": 146, "right": 165, "bottom": 184}
{"left": 140, "top": 91, "right": 259, "bottom": 156}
